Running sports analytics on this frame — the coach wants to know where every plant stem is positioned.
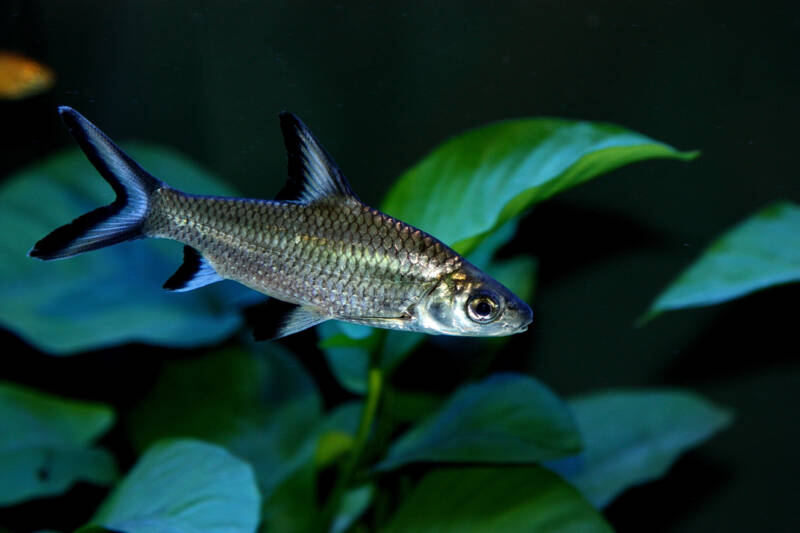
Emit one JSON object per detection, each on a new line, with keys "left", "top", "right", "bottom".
{"left": 323, "top": 348, "right": 383, "bottom": 528}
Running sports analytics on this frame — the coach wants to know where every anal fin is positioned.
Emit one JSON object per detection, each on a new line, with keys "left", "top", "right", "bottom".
{"left": 248, "top": 298, "right": 329, "bottom": 340}
{"left": 163, "top": 246, "right": 224, "bottom": 292}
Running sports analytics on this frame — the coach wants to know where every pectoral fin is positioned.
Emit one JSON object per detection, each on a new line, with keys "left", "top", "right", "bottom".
{"left": 163, "top": 246, "right": 224, "bottom": 292}
{"left": 249, "top": 298, "right": 330, "bottom": 340}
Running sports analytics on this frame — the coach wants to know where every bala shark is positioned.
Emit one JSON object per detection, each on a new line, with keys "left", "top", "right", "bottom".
{"left": 30, "top": 107, "right": 533, "bottom": 339}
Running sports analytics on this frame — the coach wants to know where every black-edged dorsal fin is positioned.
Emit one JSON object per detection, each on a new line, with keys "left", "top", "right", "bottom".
{"left": 275, "top": 112, "right": 360, "bottom": 204}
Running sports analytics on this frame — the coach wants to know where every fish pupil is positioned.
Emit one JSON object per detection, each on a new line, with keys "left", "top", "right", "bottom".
{"left": 475, "top": 300, "right": 492, "bottom": 316}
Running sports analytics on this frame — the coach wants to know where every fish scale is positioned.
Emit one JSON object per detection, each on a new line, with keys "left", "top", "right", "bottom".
{"left": 31, "top": 107, "right": 532, "bottom": 339}
{"left": 143, "top": 187, "right": 462, "bottom": 318}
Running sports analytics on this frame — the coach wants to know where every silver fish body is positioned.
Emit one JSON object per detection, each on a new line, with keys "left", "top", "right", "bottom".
{"left": 30, "top": 107, "right": 533, "bottom": 339}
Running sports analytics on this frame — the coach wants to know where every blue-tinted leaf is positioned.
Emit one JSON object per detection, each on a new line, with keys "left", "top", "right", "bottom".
{"left": 128, "top": 343, "right": 321, "bottom": 497}
{"left": 546, "top": 389, "right": 733, "bottom": 508}
{"left": 319, "top": 323, "right": 424, "bottom": 395}
{"left": 384, "top": 467, "right": 613, "bottom": 533}
{"left": 90, "top": 439, "right": 260, "bottom": 533}
{"left": 383, "top": 118, "right": 697, "bottom": 255}
{"left": 330, "top": 484, "right": 373, "bottom": 533}
{"left": 0, "top": 144, "right": 258, "bottom": 354}
{"left": 644, "top": 201, "right": 800, "bottom": 321}
{"left": 377, "top": 373, "right": 581, "bottom": 470}
{"left": 0, "top": 381, "right": 116, "bottom": 506}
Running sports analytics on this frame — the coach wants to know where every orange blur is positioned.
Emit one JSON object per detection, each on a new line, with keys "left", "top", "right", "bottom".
{"left": 0, "top": 51, "right": 55, "bottom": 100}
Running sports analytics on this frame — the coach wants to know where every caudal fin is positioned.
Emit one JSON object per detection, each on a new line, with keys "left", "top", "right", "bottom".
{"left": 29, "top": 106, "right": 163, "bottom": 260}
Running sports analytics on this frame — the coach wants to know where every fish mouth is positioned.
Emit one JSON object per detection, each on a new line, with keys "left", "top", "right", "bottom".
{"left": 513, "top": 309, "right": 533, "bottom": 334}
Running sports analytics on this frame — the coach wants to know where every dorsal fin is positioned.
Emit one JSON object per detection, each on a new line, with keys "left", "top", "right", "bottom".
{"left": 275, "top": 112, "right": 360, "bottom": 204}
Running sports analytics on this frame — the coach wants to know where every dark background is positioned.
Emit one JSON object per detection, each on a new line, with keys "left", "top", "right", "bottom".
{"left": 2, "top": 1, "right": 799, "bottom": 532}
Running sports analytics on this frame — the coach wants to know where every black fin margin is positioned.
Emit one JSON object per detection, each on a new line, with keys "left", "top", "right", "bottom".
{"left": 57, "top": 106, "right": 160, "bottom": 200}
{"left": 246, "top": 298, "right": 328, "bottom": 340}
{"left": 163, "top": 246, "right": 224, "bottom": 292}
{"left": 29, "top": 204, "right": 141, "bottom": 260}
{"left": 29, "top": 107, "right": 162, "bottom": 260}
{"left": 275, "top": 112, "right": 359, "bottom": 204}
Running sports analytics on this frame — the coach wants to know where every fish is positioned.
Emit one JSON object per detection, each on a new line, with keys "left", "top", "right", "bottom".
{"left": 29, "top": 107, "right": 533, "bottom": 339}
{"left": 0, "top": 51, "right": 55, "bottom": 100}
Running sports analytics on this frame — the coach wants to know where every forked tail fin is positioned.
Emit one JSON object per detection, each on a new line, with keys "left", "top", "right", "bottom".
{"left": 29, "top": 106, "right": 163, "bottom": 260}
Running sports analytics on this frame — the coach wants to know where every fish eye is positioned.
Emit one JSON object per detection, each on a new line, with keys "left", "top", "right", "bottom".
{"left": 466, "top": 294, "right": 500, "bottom": 323}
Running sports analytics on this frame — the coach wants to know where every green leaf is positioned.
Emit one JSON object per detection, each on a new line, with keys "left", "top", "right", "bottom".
{"left": 546, "top": 389, "right": 733, "bottom": 508}
{"left": 382, "top": 389, "right": 444, "bottom": 424}
{"left": 466, "top": 220, "right": 537, "bottom": 303}
{"left": 260, "top": 464, "right": 320, "bottom": 533}
{"left": 319, "top": 323, "right": 424, "bottom": 395}
{"left": 643, "top": 201, "right": 800, "bottom": 321}
{"left": 261, "top": 402, "right": 363, "bottom": 533}
{"left": 377, "top": 373, "right": 581, "bottom": 471}
{"left": 0, "top": 381, "right": 116, "bottom": 506}
{"left": 128, "top": 343, "right": 321, "bottom": 497}
{"left": 488, "top": 255, "right": 537, "bottom": 303}
{"left": 0, "top": 144, "right": 259, "bottom": 354}
{"left": 383, "top": 118, "right": 697, "bottom": 255}
{"left": 90, "top": 439, "right": 260, "bottom": 533}
{"left": 330, "top": 484, "right": 373, "bottom": 533}
{"left": 261, "top": 467, "right": 370, "bottom": 533}
{"left": 314, "top": 401, "right": 363, "bottom": 469}
{"left": 384, "top": 466, "right": 613, "bottom": 533}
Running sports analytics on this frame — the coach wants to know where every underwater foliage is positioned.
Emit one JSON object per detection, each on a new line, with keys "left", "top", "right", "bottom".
{"left": 643, "top": 201, "right": 800, "bottom": 321}
{"left": 87, "top": 439, "right": 260, "bottom": 533}
{"left": 0, "top": 382, "right": 116, "bottom": 506}
{"left": 0, "top": 144, "right": 257, "bottom": 354}
{"left": 0, "top": 116, "right": 756, "bottom": 533}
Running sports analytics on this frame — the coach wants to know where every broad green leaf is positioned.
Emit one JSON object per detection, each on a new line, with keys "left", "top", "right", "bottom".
{"left": 128, "top": 343, "right": 321, "bottom": 497}
{"left": 91, "top": 439, "right": 260, "bottom": 533}
{"left": 384, "top": 466, "right": 613, "bottom": 533}
{"left": 0, "top": 381, "right": 116, "bottom": 506}
{"left": 319, "top": 323, "right": 424, "bottom": 395}
{"left": 463, "top": 218, "right": 519, "bottom": 268}
{"left": 383, "top": 118, "right": 697, "bottom": 255}
{"left": 377, "top": 373, "right": 581, "bottom": 471}
{"left": 644, "top": 201, "right": 800, "bottom": 321}
{"left": 0, "top": 144, "right": 259, "bottom": 354}
{"left": 546, "top": 389, "right": 733, "bottom": 508}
